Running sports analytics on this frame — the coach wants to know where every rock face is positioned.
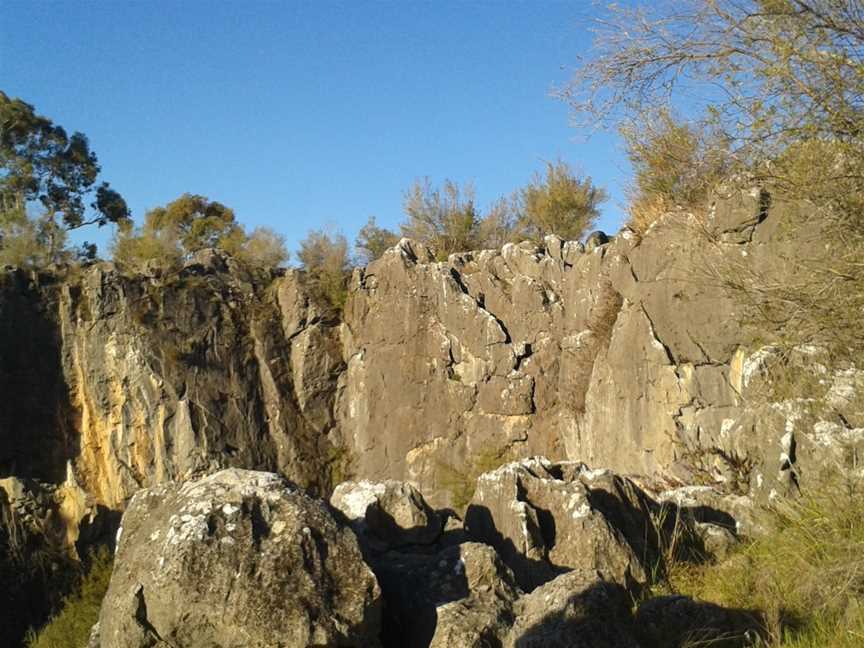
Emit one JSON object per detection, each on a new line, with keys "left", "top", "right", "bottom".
{"left": 506, "top": 570, "right": 640, "bottom": 648}
{"left": 0, "top": 258, "right": 343, "bottom": 512}
{"left": 337, "top": 195, "right": 863, "bottom": 509}
{"left": 1, "top": 191, "right": 861, "bottom": 581}
{"left": 97, "top": 468, "right": 382, "bottom": 648}
{"left": 330, "top": 479, "right": 444, "bottom": 548}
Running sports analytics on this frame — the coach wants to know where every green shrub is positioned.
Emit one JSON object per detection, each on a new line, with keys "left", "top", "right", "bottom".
{"left": 25, "top": 548, "right": 114, "bottom": 648}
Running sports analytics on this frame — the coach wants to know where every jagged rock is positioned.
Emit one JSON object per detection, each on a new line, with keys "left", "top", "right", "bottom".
{"left": 635, "top": 595, "right": 763, "bottom": 647}
{"left": 504, "top": 570, "right": 641, "bottom": 648}
{"left": 584, "top": 230, "right": 610, "bottom": 251}
{"left": 375, "top": 542, "right": 520, "bottom": 648}
{"left": 87, "top": 622, "right": 101, "bottom": 648}
{"left": 97, "top": 469, "right": 382, "bottom": 648}
{"left": 330, "top": 479, "right": 444, "bottom": 548}
{"left": 464, "top": 457, "right": 661, "bottom": 592}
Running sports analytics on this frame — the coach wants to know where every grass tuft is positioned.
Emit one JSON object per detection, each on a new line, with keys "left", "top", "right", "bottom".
{"left": 25, "top": 547, "right": 114, "bottom": 648}
{"left": 652, "top": 487, "right": 864, "bottom": 647}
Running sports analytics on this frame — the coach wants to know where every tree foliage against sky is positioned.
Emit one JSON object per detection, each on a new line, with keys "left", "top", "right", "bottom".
{"left": 297, "top": 229, "right": 351, "bottom": 311}
{"left": 561, "top": 0, "right": 864, "bottom": 358}
{"left": 400, "top": 178, "right": 482, "bottom": 260}
{"left": 356, "top": 216, "right": 400, "bottom": 264}
{"left": 355, "top": 164, "right": 607, "bottom": 264}
{"left": 516, "top": 160, "right": 606, "bottom": 241}
{"left": 112, "top": 193, "right": 288, "bottom": 270}
{"left": 0, "top": 91, "right": 129, "bottom": 262}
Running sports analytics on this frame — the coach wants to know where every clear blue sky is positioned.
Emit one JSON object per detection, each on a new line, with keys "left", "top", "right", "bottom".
{"left": 1, "top": 0, "right": 629, "bottom": 258}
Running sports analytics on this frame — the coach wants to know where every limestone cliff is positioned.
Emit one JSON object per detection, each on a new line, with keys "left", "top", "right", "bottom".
{"left": 0, "top": 252, "right": 343, "bottom": 533}
{"left": 0, "top": 190, "right": 861, "bottom": 534}
{"left": 339, "top": 191, "right": 863, "bottom": 508}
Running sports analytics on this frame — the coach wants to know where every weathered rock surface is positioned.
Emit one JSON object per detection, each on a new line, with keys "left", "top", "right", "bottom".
{"left": 337, "top": 194, "right": 862, "bottom": 509}
{"left": 505, "top": 570, "right": 641, "bottom": 648}
{"left": 2, "top": 191, "right": 860, "bottom": 522}
{"left": 0, "top": 260, "right": 343, "bottom": 512}
{"left": 464, "top": 457, "right": 661, "bottom": 592}
{"left": 97, "top": 468, "right": 382, "bottom": 648}
{"left": 330, "top": 479, "right": 444, "bottom": 548}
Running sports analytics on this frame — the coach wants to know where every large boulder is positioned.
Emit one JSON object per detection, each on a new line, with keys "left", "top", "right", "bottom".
{"left": 330, "top": 479, "right": 444, "bottom": 549}
{"left": 465, "top": 458, "right": 662, "bottom": 591}
{"left": 97, "top": 469, "right": 382, "bottom": 648}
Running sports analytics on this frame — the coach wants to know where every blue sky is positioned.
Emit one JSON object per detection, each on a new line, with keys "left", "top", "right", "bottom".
{"left": 1, "top": 1, "right": 629, "bottom": 258}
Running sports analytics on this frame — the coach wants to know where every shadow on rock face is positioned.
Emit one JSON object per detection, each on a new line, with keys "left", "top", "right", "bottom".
{"left": 377, "top": 549, "right": 472, "bottom": 648}
{"left": 0, "top": 271, "right": 77, "bottom": 482}
{"left": 463, "top": 503, "right": 568, "bottom": 591}
{"left": 511, "top": 577, "right": 639, "bottom": 648}
{"left": 634, "top": 595, "right": 765, "bottom": 648}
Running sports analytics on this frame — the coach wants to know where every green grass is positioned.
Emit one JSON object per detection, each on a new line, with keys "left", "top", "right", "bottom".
{"left": 651, "top": 487, "right": 864, "bottom": 647}
{"left": 25, "top": 548, "right": 114, "bottom": 648}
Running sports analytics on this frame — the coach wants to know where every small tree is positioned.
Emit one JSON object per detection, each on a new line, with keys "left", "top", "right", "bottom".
{"left": 297, "top": 229, "right": 352, "bottom": 311}
{"left": 112, "top": 194, "right": 247, "bottom": 269}
{"left": 144, "top": 194, "right": 244, "bottom": 255}
{"left": 622, "top": 110, "right": 733, "bottom": 231}
{"left": 355, "top": 216, "right": 399, "bottom": 264}
{"left": 400, "top": 178, "right": 481, "bottom": 259}
{"left": 237, "top": 226, "right": 289, "bottom": 268}
{"left": 0, "top": 208, "right": 52, "bottom": 267}
{"left": 516, "top": 160, "right": 606, "bottom": 241}
{"left": 478, "top": 196, "right": 519, "bottom": 248}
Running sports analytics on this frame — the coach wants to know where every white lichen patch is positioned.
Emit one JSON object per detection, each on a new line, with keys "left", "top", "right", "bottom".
{"left": 330, "top": 481, "right": 387, "bottom": 520}
{"left": 742, "top": 346, "right": 779, "bottom": 388}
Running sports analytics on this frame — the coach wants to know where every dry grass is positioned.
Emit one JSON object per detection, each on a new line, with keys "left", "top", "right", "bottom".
{"left": 653, "top": 488, "right": 864, "bottom": 647}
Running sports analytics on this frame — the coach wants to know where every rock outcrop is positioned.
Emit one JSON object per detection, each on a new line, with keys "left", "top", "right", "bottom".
{"left": 464, "top": 457, "right": 661, "bottom": 592}
{"left": 97, "top": 468, "right": 382, "bottom": 648}
{"left": 2, "top": 192, "right": 860, "bottom": 521}
{"left": 330, "top": 479, "right": 444, "bottom": 548}
{"left": 337, "top": 193, "right": 863, "bottom": 509}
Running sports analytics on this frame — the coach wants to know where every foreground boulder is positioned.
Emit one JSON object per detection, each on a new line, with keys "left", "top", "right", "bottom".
{"left": 97, "top": 469, "right": 382, "bottom": 648}
{"left": 465, "top": 457, "right": 663, "bottom": 591}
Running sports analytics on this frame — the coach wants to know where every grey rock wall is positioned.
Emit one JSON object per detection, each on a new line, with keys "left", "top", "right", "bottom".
{"left": 1, "top": 191, "right": 861, "bottom": 525}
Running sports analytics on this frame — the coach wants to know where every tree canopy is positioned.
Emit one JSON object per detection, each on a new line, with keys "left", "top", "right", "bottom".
{"left": 400, "top": 178, "right": 482, "bottom": 260}
{"left": 561, "top": 0, "right": 864, "bottom": 357}
{"left": 112, "top": 194, "right": 287, "bottom": 270}
{"left": 297, "top": 229, "right": 352, "bottom": 311}
{"left": 516, "top": 161, "right": 606, "bottom": 241}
